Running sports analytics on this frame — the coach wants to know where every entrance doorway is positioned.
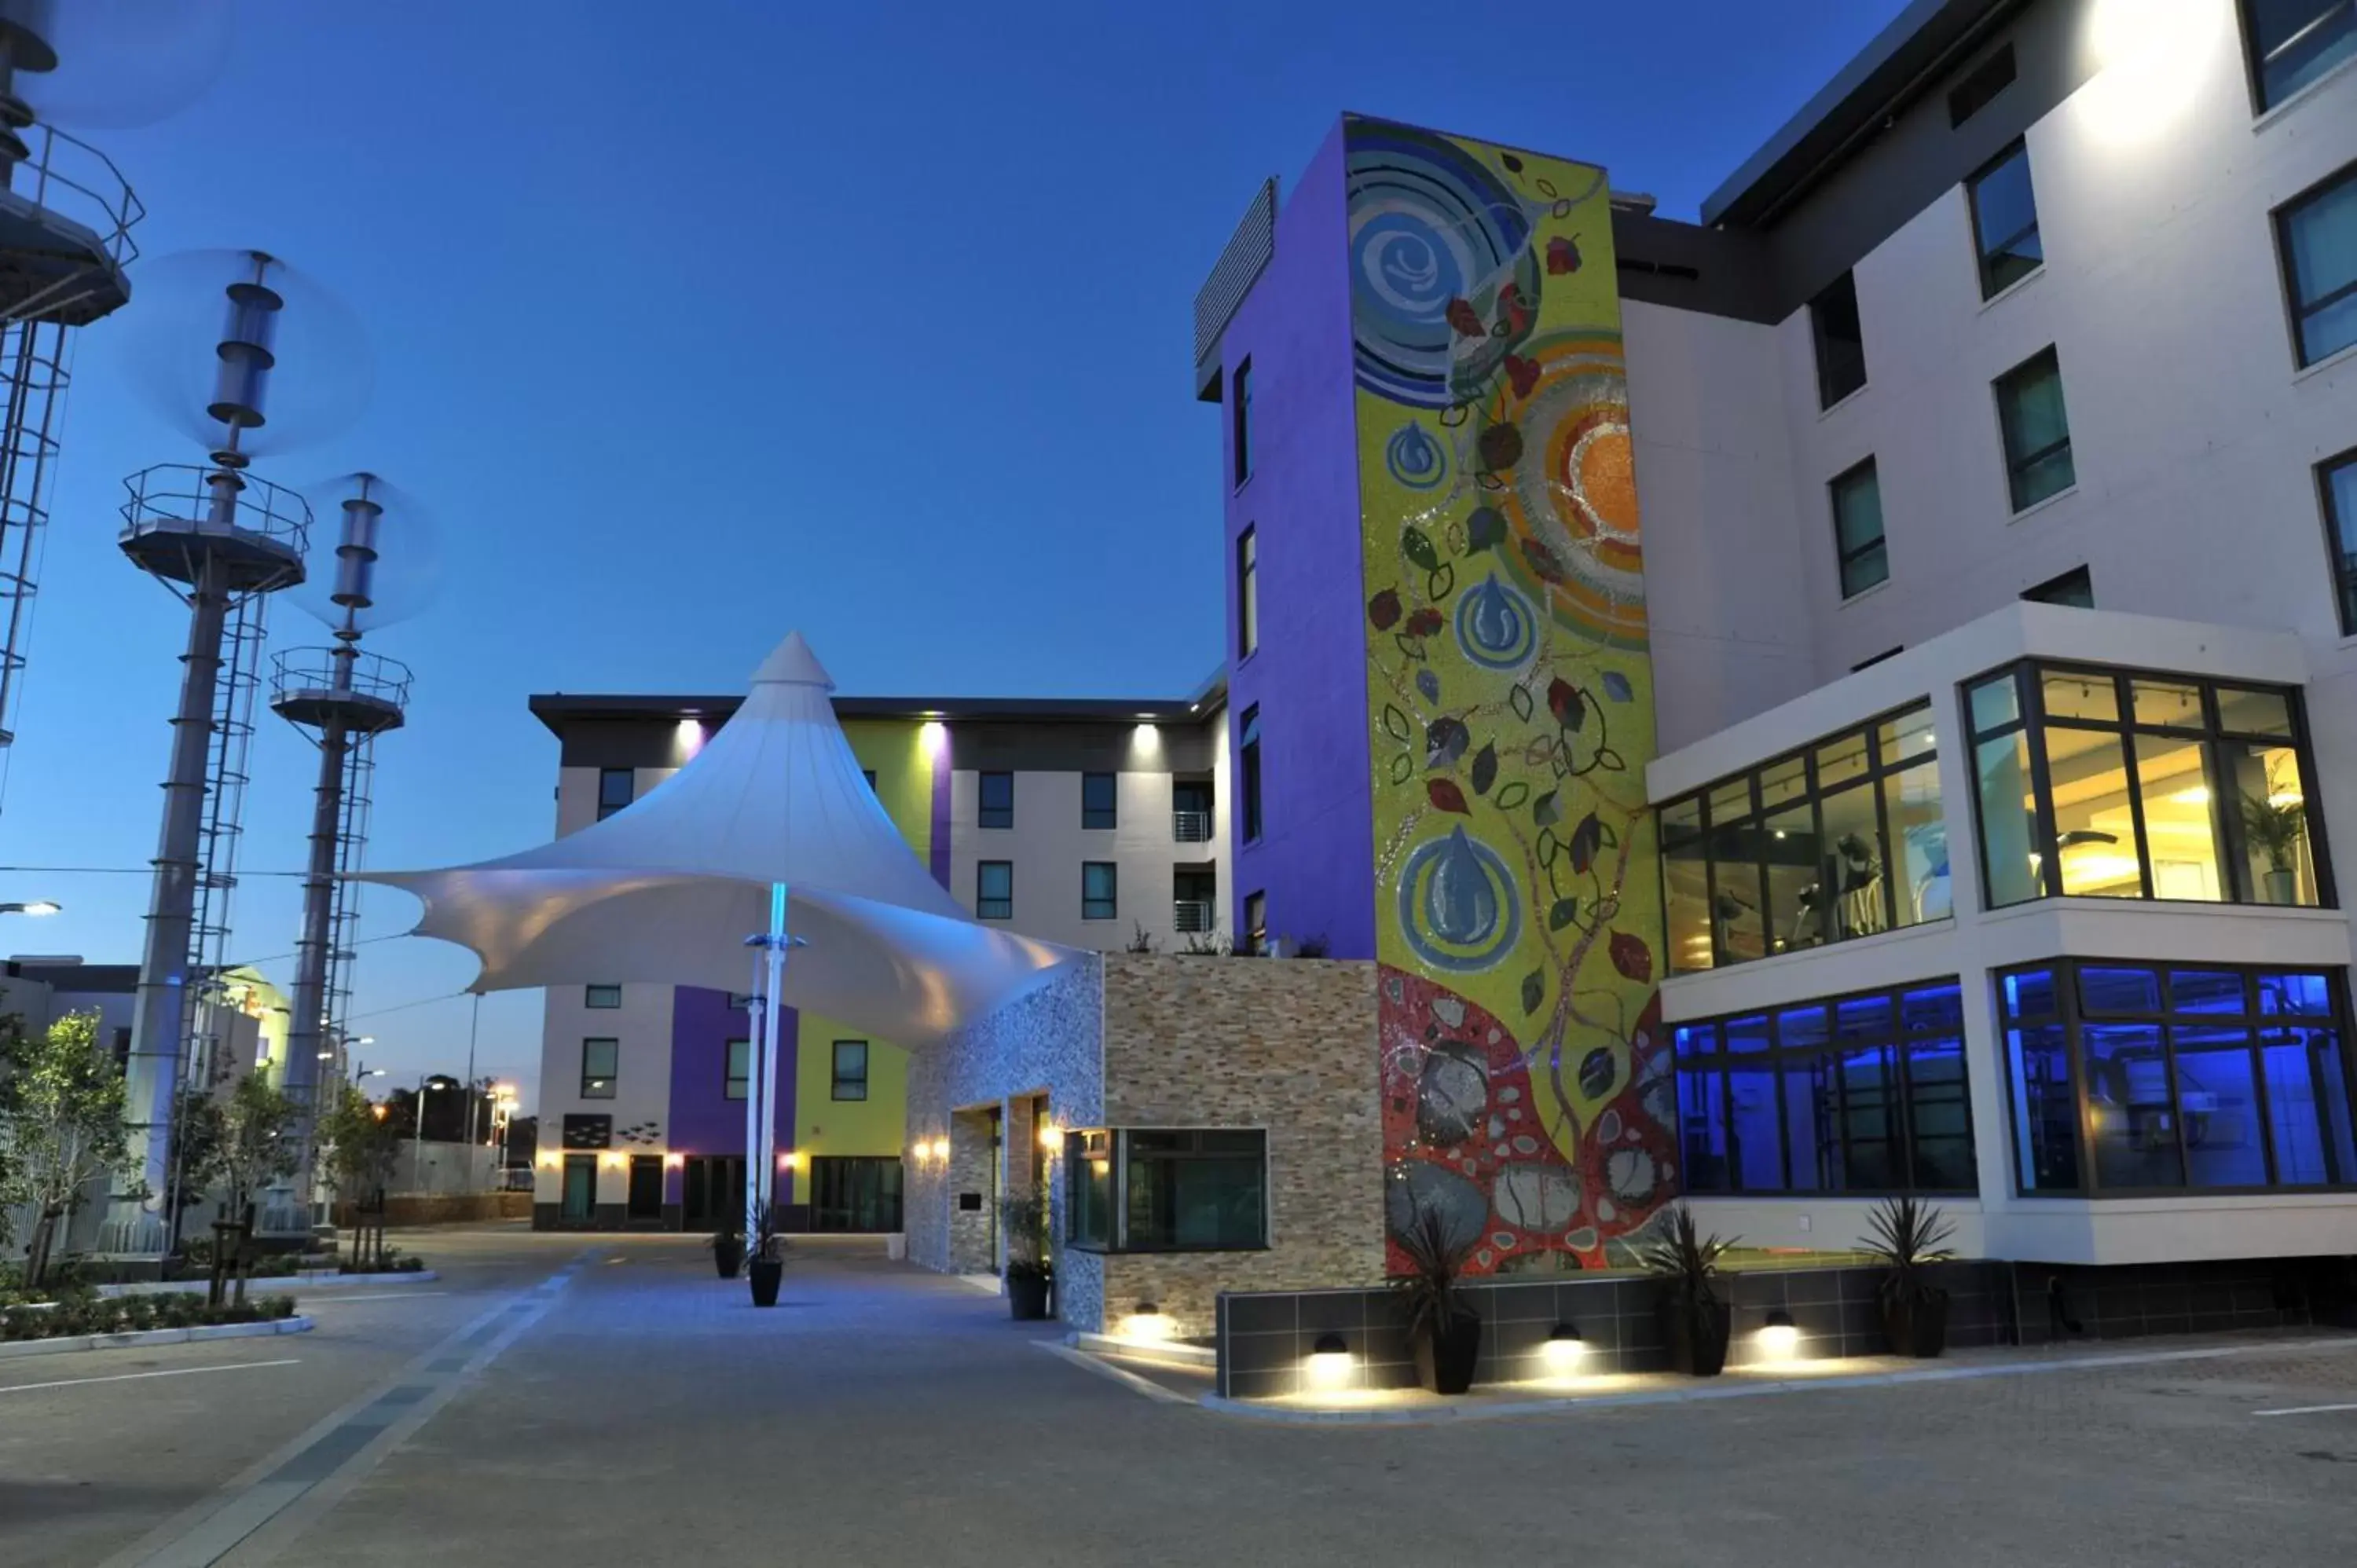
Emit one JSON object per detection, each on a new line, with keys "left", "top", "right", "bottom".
{"left": 560, "top": 1155, "right": 596, "bottom": 1224}
{"left": 680, "top": 1156, "right": 746, "bottom": 1231}
{"left": 626, "top": 1155, "right": 663, "bottom": 1224}
{"left": 809, "top": 1156, "right": 904, "bottom": 1232}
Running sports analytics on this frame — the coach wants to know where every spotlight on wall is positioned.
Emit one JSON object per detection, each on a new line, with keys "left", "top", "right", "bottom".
{"left": 1541, "top": 1322, "right": 1588, "bottom": 1379}
{"left": 1121, "top": 1301, "right": 1175, "bottom": 1343}
{"left": 1758, "top": 1307, "right": 1801, "bottom": 1364}
{"left": 664, "top": 1153, "right": 684, "bottom": 1168}
{"left": 1037, "top": 1122, "right": 1061, "bottom": 1152}
{"left": 918, "top": 720, "right": 947, "bottom": 754}
{"left": 1306, "top": 1332, "right": 1353, "bottom": 1390}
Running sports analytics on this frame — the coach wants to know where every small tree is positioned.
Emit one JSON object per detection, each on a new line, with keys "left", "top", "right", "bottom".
{"left": 164, "top": 1084, "right": 227, "bottom": 1251}
{"left": 0, "top": 1009, "right": 132, "bottom": 1289}
{"left": 317, "top": 1083, "right": 399, "bottom": 1269}
{"left": 179, "top": 1073, "right": 299, "bottom": 1299}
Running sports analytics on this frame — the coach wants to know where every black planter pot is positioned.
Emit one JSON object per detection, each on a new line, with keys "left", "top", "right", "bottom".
{"left": 748, "top": 1258, "right": 783, "bottom": 1307}
{"left": 1661, "top": 1295, "right": 1732, "bottom": 1376}
{"left": 1413, "top": 1310, "right": 1483, "bottom": 1394}
{"left": 713, "top": 1237, "right": 743, "bottom": 1280}
{"left": 1882, "top": 1288, "right": 1949, "bottom": 1357}
{"left": 1006, "top": 1271, "right": 1052, "bottom": 1321}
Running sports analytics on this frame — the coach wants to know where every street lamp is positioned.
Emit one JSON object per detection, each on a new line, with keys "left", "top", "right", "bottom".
{"left": 0, "top": 900, "right": 60, "bottom": 914}
{"left": 414, "top": 1073, "right": 457, "bottom": 1166}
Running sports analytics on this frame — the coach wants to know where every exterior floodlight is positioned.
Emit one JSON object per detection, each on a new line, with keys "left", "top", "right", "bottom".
{"left": 1758, "top": 1307, "right": 1801, "bottom": 1363}
{"left": 1542, "top": 1322, "right": 1588, "bottom": 1376}
{"left": 1306, "top": 1331, "right": 1352, "bottom": 1389}
{"left": 1122, "top": 1302, "right": 1175, "bottom": 1343}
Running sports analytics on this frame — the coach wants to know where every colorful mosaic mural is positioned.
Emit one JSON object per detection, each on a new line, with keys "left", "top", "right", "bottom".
{"left": 1347, "top": 119, "right": 1671, "bottom": 1276}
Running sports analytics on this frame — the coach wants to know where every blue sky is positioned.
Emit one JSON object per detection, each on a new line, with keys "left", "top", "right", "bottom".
{"left": 0, "top": 0, "right": 1906, "bottom": 1108}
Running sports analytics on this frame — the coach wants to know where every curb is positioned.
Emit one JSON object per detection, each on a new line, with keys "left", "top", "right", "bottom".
{"left": 0, "top": 1314, "right": 315, "bottom": 1362}
{"left": 1069, "top": 1330, "right": 1217, "bottom": 1370}
{"left": 97, "top": 1270, "right": 439, "bottom": 1299}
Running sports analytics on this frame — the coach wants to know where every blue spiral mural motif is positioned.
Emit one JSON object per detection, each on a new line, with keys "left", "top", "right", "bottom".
{"left": 1397, "top": 825, "right": 1523, "bottom": 973}
{"left": 1384, "top": 419, "right": 1448, "bottom": 490}
{"left": 1346, "top": 126, "right": 1533, "bottom": 408}
{"left": 1454, "top": 572, "right": 1538, "bottom": 670}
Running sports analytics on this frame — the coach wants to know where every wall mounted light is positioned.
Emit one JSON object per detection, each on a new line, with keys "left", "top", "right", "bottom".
{"left": 1541, "top": 1322, "right": 1588, "bottom": 1378}
{"left": 1121, "top": 1302, "right": 1175, "bottom": 1343}
{"left": 602, "top": 1153, "right": 625, "bottom": 1171}
{"left": 918, "top": 720, "right": 947, "bottom": 754}
{"left": 1758, "top": 1307, "right": 1801, "bottom": 1364}
{"left": 664, "top": 1153, "right": 684, "bottom": 1168}
{"left": 1037, "top": 1122, "right": 1061, "bottom": 1152}
{"left": 1306, "top": 1332, "right": 1352, "bottom": 1390}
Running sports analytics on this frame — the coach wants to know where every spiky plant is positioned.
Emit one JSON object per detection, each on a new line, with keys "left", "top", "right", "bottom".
{"left": 1637, "top": 1203, "right": 1736, "bottom": 1307}
{"left": 1861, "top": 1194, "right": 1956, "bottom": 1307}
{"left": 1388, "top": 1202, "right": 1476, "bottom": 1345}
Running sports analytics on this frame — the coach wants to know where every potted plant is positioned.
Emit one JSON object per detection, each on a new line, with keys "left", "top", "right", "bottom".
{"left": 999, "top": 1191, "right": 1053, "bottom": 1321}
{"left": 2240, "top": 774, "right": 2307, "bottom": 905}
{"left": 1863, "top": 1194, "right": 1956, "bottom": 1357}
{"left": 1390, "top": 1203, "right": 1482, "bottom": 1394}
{"left": 709, "top": 1225, "right": 744, "bottom": 1280}
{"left": 746, "top": 1202, "right": 787, "bottom": 1308}
{"left": 1640, "top": 1204, "right": 1735, "bottom": 1376}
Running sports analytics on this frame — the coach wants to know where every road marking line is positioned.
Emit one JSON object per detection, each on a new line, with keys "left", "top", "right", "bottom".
{"left": 2255, "top": 1402, "right": 2357, "bottom": 1417}
{"left": 297, "top": 1292, "right": 450, "bottom": 1304}
{"left": 1035, "top": 1339, "right": 1197, "bottom": 1405}
{"left": 0, "top": 1359, "right": 302, "bottom": 1396}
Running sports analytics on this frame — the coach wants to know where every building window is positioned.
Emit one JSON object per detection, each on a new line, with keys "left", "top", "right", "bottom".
{"left": 2000, "top": 960, "right": 2357, "bottom": 1194}
{"left": 1082, "top": 861, "right": 1117, "bottom": 921}
{"left": 1965, "top": 661, "right": 2332, "bottom": 910}
{"left": 2323, "top": 447, "right": 2357, "bottom": 632}
{"left": 977, "top": 860, "right": 1013, "bottom": 921}
{"left": 978, "top": 771, "right": 1013, "bottom": 830}
{"left": 1967, "top": 140, "right": 2041, "bottom": 299}
{"left": 580, "top": 1038, "right": 618, "bottom": 1099}
{"left": 724, "top": 1038, "right": 750, "bottom": 1102}
{"left": 1232, "top": 358, "right": 1253, "bottom": 486}
{"left": 1676, "top": 980, "right": 1977, "bottom": 1196}
{"left": 1237, "top": 526, "right": 1259, "bottom": 658}
{"left": 1993, "top": 347, "right": 2074, "bottom": 511}
{"left": 1242, "top": 890, "right": 1266, "bottom": 955}
{"left": 831, "top": 1040, "right": 869, "bottom": 1101}
{"left": 596, "top": 768, "right": 634, "bottom": 822}
{"left": 1947, "top": 40, "right": 2016, "bottom": 126}
{"left": 1659, "top": 702, "right": 1946, "bottom": 975}
{"left": 1809, "top": 270, "right": 1867, "bottom": 408}
{"left": 2242, "top": 0, "right": 2357, "bottom": 112}
{"left": 862, "top": 768, "right": 877, "bottom": 792}
{"left": 1172, "top": 779, "right": 1214, "bottom": 843}
{"left": 1065, "top": 1127, "right": 1268, "bottom": 1251}
{"left": 2278, "top": 161, "right": 2357, "bottom": 368}
{"left": 1082, "top": 771, "right": 1116, "bottom": 830}
{"left": 1830, "top": 458, "right": 1889, "bottom": 599}
{"left": 2023, "top": 565, "right": 2094, "bottom": 607}
{"left": 1238, "top": 705, "right": 1262, "bottom": 843}
{"left": 585, "top": 984, "right": 621, "bottom": 1009}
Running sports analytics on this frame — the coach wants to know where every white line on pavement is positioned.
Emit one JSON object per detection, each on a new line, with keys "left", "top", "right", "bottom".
{"left": 0, "top": 1360, "right": 302, "bottom": 1396}
{"left": 298, "top": 1292, "right": 450, "bottom": 1304}
{"left": 1034, "top": 1339, "right": 1197, "bottom": 1405}
{"left": 2254, "top": 1401, "right": 2357, "bottom": 1417}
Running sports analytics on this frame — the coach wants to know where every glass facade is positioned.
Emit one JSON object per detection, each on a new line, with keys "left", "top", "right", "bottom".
{"left": 2000, "top": 961, "right": 2357, "bottom": 1195}
{"left": 1965, "top": 661, "right": 2331, "bottom": 909}
{"left": 1661, "top": 703, "right": 1948, "bottom": 975}
{"left": 1065, "top": 1127, "right": 1268, "bottom": 1251}
{"left": 1674, "top": 980, "right": 1977, "bottom": 1196}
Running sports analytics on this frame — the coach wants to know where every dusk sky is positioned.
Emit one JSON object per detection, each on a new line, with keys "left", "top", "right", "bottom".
{"left": 0, "top": 0, "right": 1907, "bottom": 1109}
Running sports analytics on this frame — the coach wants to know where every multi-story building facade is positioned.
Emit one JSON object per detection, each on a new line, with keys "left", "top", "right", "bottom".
{"left": 526, "top": 686, "right": 1226, "bottom": 1230}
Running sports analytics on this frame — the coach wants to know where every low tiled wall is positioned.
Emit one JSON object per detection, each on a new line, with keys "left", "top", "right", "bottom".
{"left": 2012, "top": 1256, "right": 2326, "bottom": 1343}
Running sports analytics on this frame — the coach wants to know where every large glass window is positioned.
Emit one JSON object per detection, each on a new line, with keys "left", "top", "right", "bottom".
{"left": 1675, "top": 980, "right": 1975, "bottom": 1196}
{"left": 580, "top": 1038, "right": 618, "bottom": 1100}
{"left": 1830, "top": 458, "right": 1889, "bottom": 599}
{"left": 2244, "top": 0, "right": 2357, "bottom": 109}
{"left": 2278, "top": 161, "right": 2357, "bottom": 368}
{"left": 1065, "top": 1127, "right": 1267, "bottom": 1251}
{"left": 1994, "top": 346, "right": 2074, "bottom": 511}
{"left": 1660, "top": 702, "right": 1947, "bottom": 975}
{"left": 2000, "top": 961, "right": 2357, "bottom": 1195}
{"left": 1810, "top": 269, "right": 1867, "bottom": 408}
{"left": 1965, "top": 661, "right": 2331, "bottom": 910}
{"left": 1967, "top": 140, "right": 2042, "bottom": 298}
{"left": 2322, "top": 447, "right": 2357, "bottom": 633}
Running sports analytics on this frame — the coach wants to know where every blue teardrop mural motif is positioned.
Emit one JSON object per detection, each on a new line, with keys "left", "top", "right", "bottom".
{"left": 1454, "top": 572, "right": 1538, "bottom": 670}
{"left": 1384, "top": 419, "right": 1448, "bottom": 491}
{"left": 1398, "top": 825, "right": 1522, "bottom": 973}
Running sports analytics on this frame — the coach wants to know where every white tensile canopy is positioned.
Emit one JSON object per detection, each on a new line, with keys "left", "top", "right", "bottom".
{"left": 359, "top": 631, "right": 1077, "bottom": 1239}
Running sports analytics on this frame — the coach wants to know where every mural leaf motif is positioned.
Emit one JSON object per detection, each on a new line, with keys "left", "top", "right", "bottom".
{"left": 1493, "top": 781, "right": 1530, "bottom": 810}
{"left": 1548, "top": 896, "right": 1579, "bottom": 932}
{"left": 1578, "top": 1046, "right": 1615, "bottom": 1100}
{"left": 1405, "top": 607, "right": 1444, "bottom": 637}
{"left": 1369, "top": 588, "right": 1402, "bottom": 630}
{"left": 1390, "top": 752, "right": 1415, "bottom": 786}
{"left": 1469, "top": 742, "right": 1498, "bottom": 796}
{"left": 1403, "top": 527, "right": 1441, "bottom": 573}
{"left": 1477, "top": 423, "right": 1524, "bottom": 471}
{"left": 1536, "top": 827, "right": 1560, "bottom": 867}
{"left": 1395, "top": 633, "right": 1430, "bottom": 661}
{"left": 1533, "top": 788, "right": 1562, "bottom": 828}
{"left": 1425, "top": 716, "right": 1470, "bottom": 769}
{"left": 1508, "top": 684, "right": 1534, "bottom": 723}
{"left": 1609, "top": 930, "right": 1654, "bottom": 984}
{"left": 1602, "top": 669, "right": 1633, "bottom": 702}
{"left": 1417, "top": 669, "right": 1440, "bottom": 704}
{"left": 1467, "top": 506, "right": 1507, "bottom": 554}
{"left": 1427, "top": 779, "right": 1471, "bottom": 816}
{"left": 1427, "top": 563, "right": 1456, "bottom": 600}
{"left": 1547, "top": 679, "right": 1585, "bottom": 731}
{"left": 1519, "top": 969, "right": 1545, "bottom": 1016}
{"left": 1382, "top": 705, "right": 1412, "bottom": 743}
{"left": 1568, "top": 812, "right": 1604, "bottom": 875}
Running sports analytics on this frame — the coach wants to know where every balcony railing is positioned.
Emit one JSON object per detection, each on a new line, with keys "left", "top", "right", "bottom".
{"left": 1172, "top": 808, "right": 1213, "bottom": 843}
{"left": 1174, "top": 899, "right": 1216, "bottom": 933}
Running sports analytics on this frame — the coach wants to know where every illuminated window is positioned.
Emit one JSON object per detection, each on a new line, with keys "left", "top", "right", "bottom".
{"left": 580, "top": 1038, "right": 618, "bottom": 1100}
{"left": 1065, "top": 1128, "right": 1267, "bottom": 1251}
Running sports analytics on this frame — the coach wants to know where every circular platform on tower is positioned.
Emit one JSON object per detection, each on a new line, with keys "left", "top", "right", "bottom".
{"left": 270, "top": 647, "right": 410, "bottom": 736}
{"left": 118, "top": 464, "right": 308, "bottom": 593}
{"left": 0, "top": 127, "right": 140, "bottom": 327}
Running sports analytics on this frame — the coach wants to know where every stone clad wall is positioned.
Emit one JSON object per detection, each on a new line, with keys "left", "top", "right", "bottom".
{"left": 1098, "top": 954, "right": 1383, "bottom": 1339}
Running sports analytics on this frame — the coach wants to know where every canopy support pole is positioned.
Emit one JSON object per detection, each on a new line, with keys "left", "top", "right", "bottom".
{"left": 746, "top": 881, "right": 800, "bottom": 1253}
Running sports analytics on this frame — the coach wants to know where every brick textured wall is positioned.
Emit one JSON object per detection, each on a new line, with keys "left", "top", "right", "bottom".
{"left": 1098, "top": 954, "right": 1384, "bottom": 1339}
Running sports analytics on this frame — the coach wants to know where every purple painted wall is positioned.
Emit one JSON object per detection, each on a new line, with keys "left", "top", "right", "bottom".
{"left": 665, "top": 986, "right": 797, "bottom": 1201}
{"left": 1223, "top": 119, "right": 1376, "bottom": 959}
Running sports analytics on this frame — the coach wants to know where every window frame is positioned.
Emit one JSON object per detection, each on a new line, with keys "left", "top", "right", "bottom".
{"left": 1062, "top": 1126, "right": 1270, "bottom": 1253}
{"left": 1673, "top": 978, "right": 1978, "bottom": 1197}
{"left": 1232, "top": 359, "right": 1254, "bottom": 488}
{"left": 2322, "top": 445, "right": 2357, "bottom": 635}
{"left": 1962, "top": 658, "right": 2337, "bottom": 910}
{"left": 1237, "top": 704, "right": 1263, "bottom": 844}
{"left": 2275, "top": 159, "right": 2357, "bottom": 370}
{"left": 724, "top": 1037, "right": 751, "bottom": 1102}
{"left": 580, "top": 1037, "right": 619, "bottom": 1100}
{"left": 1809, "top": 269, "right": 1868, "bottom": 409}
{"left": 2022, "top": 565, "right": 2094, "bottom": 607}
{"left": 977, "top": 771, "right": 1014, "bottom": 830}
{"left": 1242, "top": 890, "right": 1266, "bottom": 956}
{"left": 1237, "top": 526, "right": 1259, "bottom": 661}
{"left": 585, "top": 984, "right": 621, "bottom": 1009}
{"left": 596, "top": 768, "right": 634, "bottom": 822}
{"left": 1081, "top": 860, "right": 1117, "bottom": 921}
{"left": 1996, "top": 958, "right": 2357, "bottom": 1197}
{"left": 1992, "top": 346, "right": 2074, "bottom": 513}
{"left": 2239, "top": 0, "right": 2357, "bottom": 114}
{"left": 1966, "top": 139, "right": 2042, "bottom": 299}
{"left": 1081, "top": 771, "right": 1117, "bottom": 831}
{"left": 1829, "top": 456, "right": 1889, "bottom": 599}
{"left": 830, "top": 1039, "right": 869, "bottom": 1102}
{"left": 977, "top": 859, "right": 1014, "bottom": 921}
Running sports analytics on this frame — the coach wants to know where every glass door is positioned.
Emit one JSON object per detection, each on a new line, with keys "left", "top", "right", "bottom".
{"left": 560, "top": 1155, "right": 596, "bottom": 1224}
